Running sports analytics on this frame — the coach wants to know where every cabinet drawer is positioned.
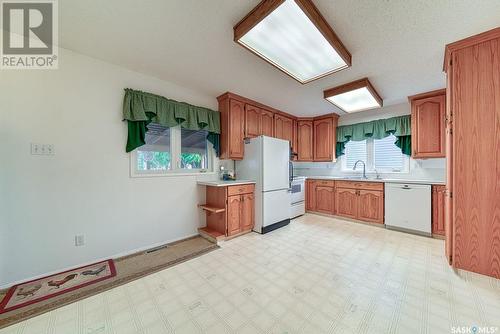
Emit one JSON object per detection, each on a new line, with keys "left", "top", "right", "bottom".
{"left": 227, "top": 184, "right": 255, "bottom": 196}
{"left": 313, "top": 179, "right": 335, "bottom": 187}
{"left": 336, "top": 180, "right": 384, "bottom": 191}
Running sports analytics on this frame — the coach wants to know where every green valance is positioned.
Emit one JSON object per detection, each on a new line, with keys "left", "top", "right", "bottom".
{"left": 122, "top": 88, "right": 221, "bottom": 155}
{"left": 336, "top": 115, "right": 412, "bottom": 156}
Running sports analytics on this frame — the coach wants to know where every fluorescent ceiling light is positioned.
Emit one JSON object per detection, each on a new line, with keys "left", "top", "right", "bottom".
{"left": 324, "top": 78, "right": 383, "bottom": 113}
{"left": 234, "top": 0, "right": 351, "bottom": 84}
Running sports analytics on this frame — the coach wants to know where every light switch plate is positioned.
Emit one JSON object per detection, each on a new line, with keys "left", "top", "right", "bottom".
{"left": 75, "top": 235, "right": 85, "bottom": 246}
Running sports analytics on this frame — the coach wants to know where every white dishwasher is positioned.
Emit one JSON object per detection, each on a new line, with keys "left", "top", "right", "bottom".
{"left": 385, "top": 183, "right": 431, "bottom": 236}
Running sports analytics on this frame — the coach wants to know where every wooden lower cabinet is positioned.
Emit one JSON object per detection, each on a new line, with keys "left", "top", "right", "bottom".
{"left": 240, "top": 193, "right": 255, "bottom": 231}
{"left": 336, "top": 188, "right": 358, "bottom": 219}
{"left": 358, "top": 190, "right": 384, "bottom": 224}
{"left": 227, "top": 195, "right": 242, "bottom": 236}
{"left": 201, "top": 183, "right": 255, "bottom": 239}
{"left": 432, "top": 185, "right": 445, "bottom": 236}
{"left": 307, "top": 180, "right": 384, "bottom": 224}
{"left": 305, "top": 180, "right": 316, "bottom": 211}
{"left": 315, "top": 185, "right": 335, "bottom": 215}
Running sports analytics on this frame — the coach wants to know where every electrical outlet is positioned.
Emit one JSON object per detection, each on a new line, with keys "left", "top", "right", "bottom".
{"left": 46, "top": 144, "right": 54, "bottom": 155}
{"left": 31, "top": 143, "right": 40, "bottom": 155}
{"left": 31, "top": 143, "right": 55, "bottom": 155}
{"left": 75, "top": 235, "right": 85, "bottom": 246}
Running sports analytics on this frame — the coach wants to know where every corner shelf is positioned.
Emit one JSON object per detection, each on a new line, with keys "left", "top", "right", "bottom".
{"left": 198, "top": 204, "right": 226, "bottom": 214}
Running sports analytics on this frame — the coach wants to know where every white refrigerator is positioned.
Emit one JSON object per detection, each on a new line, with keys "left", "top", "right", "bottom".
{"left": 236, "top": 136, "right": 291, "bottom": 233}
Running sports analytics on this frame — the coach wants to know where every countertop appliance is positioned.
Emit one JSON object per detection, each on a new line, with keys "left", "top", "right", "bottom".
{"left": 290, "top": 177, "right": 305, "bottom": 219}
{"left": 236, "top": 136, "right": 290, "bottom": 233}
{"left": 385, "top": 183, "right": 431, "bottom": 235}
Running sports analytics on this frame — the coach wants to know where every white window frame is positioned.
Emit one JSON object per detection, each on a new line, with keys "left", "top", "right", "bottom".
{"left": 130, "top": 125, "right": 216, "bottom": 178}
{"left": 342, "top": 137, "right": 410, "bottom": 174}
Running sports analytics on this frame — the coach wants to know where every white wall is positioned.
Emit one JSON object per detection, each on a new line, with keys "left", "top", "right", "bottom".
{"left": 0, "top": 48, "right": 221, "bottom": 287}
{"left": 294, "top": 103, "right": 446, "bottom": 182}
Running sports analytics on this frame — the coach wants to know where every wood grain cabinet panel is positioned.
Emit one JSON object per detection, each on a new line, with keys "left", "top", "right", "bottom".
{"left": 297, "top": 120, "right": 314, "bottom": 161}
{"left": 335, "top": 188, "right": 358, "bottom": 220}
{"left": 218, "top": 95, "right": 245, "bottom": 160}
{"left": 432, "top": 185, "right": 445, "bottom": 236}
{"left": 241, "top": 193, "right": 255, "bottom": 231}
{"left": 445, "top": 31, "right": 500, "bottom": 278}
{"left": 261, "top": 109, "right": 274, "bottom": 137}
{"left": 306, "top": 180, "right": 316, "bottom": 211}
{"left": 315, "top": 185, "right": 335, "bottom": 215}
{"left": 409, "top": 90, "right": 446, "bottom": 158}
{"left": 313, "top": 117, "right": 334, "bottom": 161}
{"left": 274, "top": 114, "right": 294, "bottom": 145}
{"left": 358, "top": 190, "right": 384, "bottom": 224}
{"left": 227, "top": 195, "right": 242, "bottom": 236}
{"left": 245, "top": 104, "right": 261, "bottom": 138}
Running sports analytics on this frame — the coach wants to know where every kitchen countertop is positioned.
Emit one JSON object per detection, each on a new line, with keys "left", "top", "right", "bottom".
{"left": 304, "top": 176, "right": 445, "bottom": 185}
{"left": 197, "top": 180, "right": 256, "bottom": 187}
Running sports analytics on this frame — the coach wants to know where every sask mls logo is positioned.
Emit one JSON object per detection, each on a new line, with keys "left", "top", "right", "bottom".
{"left": 1, "top": 0, "right": 58, "bottom": 69}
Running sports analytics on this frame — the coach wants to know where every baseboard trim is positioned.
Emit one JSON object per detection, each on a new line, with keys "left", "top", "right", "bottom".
{"left": 261, "top": 219, "right": 290, "bottom": 234}
{"left": 0, "top": 233, "right": 199, "bottom": 289}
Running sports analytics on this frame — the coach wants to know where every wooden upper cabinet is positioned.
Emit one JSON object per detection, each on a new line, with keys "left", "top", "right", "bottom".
{"left": 313, "top": 116, "right": 336, "bottom": 161}
{"left": 358, "top": 190, "right": 384, "bottom": 224}
{"left": 244, "top": 104, "right": 261, "bottom": 138}
{"left": 335, "top": 187, "right": 358, "bottom": 219}
{"left": 261, "top": 109, "right": 274, "bottom": 137}
{"left": 275, "top": 114, "right": 294, "bottom": 145}
{"left": 218, "top": 95, "right": 245, "bottom": 160}
{"left": 409, "top": 89, "right": 446, "bottom": 158}
{"left": 297, "top": 120, "right": 314, "bottom": 161}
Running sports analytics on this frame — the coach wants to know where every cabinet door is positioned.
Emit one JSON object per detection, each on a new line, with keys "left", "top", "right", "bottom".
{"left": 297, "top": 120, "right": 313, "bottom": 161}
{"left": 275, "top": 114, "right": 293, "bottom": 143}
{"left": 229, "top": 99, "right": 245, "bottom": 159}
{"left": 227, "top": 195, "right": 241, "bottom": 236}
{"left": 261, "top": 109, "right": 274, "bottom": 137}
{"left": 245, "top": 104, "right": 261, "bottom": 138}
{"left": 432, "top": 185, "right": 446, "bottom": 236}
{"left": 306, "top": 180, "right": 316, "bottom": 211}
{"left": 240, "top": 193, "right": 255, "bottom": 231}
{"left": 313, "top": 118, "right": 333, "bottom": 161}
{"left": 292, "top": 119, "right": 298, "bottom": 159}
{"left": 335, "top": 188, "right": 358, "bottom": 219}
{"left": 358, "top": 190, "right": 384, "bottom": 224}
{"left": 315, "top": 186, "right": 334, "bottom": 215}
{"left": 411, "top": 94, "right": 445, "bottom": 158}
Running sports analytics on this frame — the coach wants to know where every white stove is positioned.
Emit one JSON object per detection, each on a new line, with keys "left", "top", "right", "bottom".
{"left": 290, "top": 176, "right": 305, "bottom": 218}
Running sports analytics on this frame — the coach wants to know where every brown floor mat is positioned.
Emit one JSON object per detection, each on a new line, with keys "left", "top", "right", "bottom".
{"left": 0, "top": 236, "right": 218, "bottom": 329}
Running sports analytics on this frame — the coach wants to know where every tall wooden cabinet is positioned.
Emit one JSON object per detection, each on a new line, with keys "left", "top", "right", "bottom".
{"left": 409, "top": 89, "right": 446, "bottom": 158}
{"left": 297, "top": 120, "right": 314, "bottom": 161}
{"left": 274, "top": 114, "right": 294, "bottom": 144}
{"left": 444, "top": 28, "right": 500, "bottom": 278}
{"left": 313, "top": 116, "right": 336, "bottom": 161}
{"left": 218, "top": 95, "right": 245, "bottom": 160}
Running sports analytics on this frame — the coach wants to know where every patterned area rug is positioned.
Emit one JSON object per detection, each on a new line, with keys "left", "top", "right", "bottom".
{"left": 0, "top": 260, "right": 115, "bottom": 314}
{"left": 0, "top": 236, "right": 218, "bottom": 329}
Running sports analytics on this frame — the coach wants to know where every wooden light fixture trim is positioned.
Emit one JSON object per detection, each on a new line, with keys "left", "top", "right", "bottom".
{"left": 233, "top": 0, "right": 352, "bottom": 84}
{"left": 323, "top": 77, "right": 383, "bottom": 111}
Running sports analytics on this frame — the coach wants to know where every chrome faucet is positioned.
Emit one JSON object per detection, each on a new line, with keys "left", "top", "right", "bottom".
{"left": 353, "top": 160, "right": 367, "bottom": 179}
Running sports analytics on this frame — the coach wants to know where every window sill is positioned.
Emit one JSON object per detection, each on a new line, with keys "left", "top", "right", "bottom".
{"left": 130, "top": 171, "right": 217, "bottom": 178}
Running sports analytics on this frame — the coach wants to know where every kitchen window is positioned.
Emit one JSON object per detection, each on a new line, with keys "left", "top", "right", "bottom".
{"left": 342, "top": 134, "right": 409, "bottom": 173}
{"left": 131, "top": 123, "right": 213, "bottom": 177}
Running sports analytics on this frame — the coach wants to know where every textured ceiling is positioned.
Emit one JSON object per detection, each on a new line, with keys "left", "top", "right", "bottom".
{"left": 59, "top": 0, "right": 500, "bottom": 116}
